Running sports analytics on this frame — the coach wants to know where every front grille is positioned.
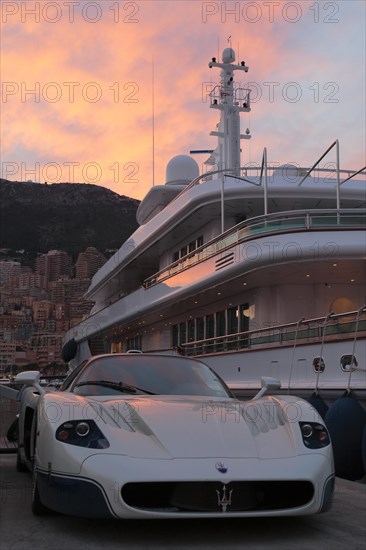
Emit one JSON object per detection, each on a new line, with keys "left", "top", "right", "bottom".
{"left": 121, "top": 481, "right": 314, "bottom": 512}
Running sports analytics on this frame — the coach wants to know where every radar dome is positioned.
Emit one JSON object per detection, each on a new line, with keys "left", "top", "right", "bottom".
{"left": 166, "top": 155, "right": 199, "bottom": 186}
{"left": 222, "top": 48, "right": 235, "bottom": 63}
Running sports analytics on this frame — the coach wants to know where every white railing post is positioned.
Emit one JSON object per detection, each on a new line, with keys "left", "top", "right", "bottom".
{"left": 221, "top": 175, "right": 225, "bottom": 234}
{"left": 264, "top": 148, "right": 268, "bottom": 216}
{"left": 336, "top": 139, "right": 340, "bottom": 224}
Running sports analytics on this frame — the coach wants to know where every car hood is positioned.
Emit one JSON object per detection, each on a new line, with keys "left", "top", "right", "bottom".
{"left": 73, "top": 394, "right": 301, "bottom": 460}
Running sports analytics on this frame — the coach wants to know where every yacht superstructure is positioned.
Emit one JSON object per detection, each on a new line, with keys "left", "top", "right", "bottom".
{"left": 65, "top": 48, "right": 366, "bottom": 399}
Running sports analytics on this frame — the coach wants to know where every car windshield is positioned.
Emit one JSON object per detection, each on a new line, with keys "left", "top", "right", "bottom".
{"left": 71, "top": 355, "right": 231, "bottom": 398}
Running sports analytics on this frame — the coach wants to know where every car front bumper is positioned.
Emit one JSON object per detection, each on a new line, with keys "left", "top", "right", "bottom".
{"left": 37, "top": 452, "right": 334, "bottom": 518}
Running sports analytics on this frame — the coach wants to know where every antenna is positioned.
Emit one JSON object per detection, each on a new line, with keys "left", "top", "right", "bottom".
{"left": 152, "top": 56, "right": 155, "bottom": 187}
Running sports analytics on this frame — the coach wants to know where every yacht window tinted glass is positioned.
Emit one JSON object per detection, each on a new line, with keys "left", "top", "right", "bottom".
{"left": 173, "top": 236, "right": 203, "bottom": 262}
{"left": 206, "top": 314, "right": 214, "bottom": 338}
{"left": 227, "top": 307, "right": 238, "bottom": 334}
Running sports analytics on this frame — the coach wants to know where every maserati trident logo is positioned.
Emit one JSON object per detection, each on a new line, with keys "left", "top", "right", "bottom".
{"left": 215, "top": 461, "right": 228, "bottom": 473}
{"left": 216, "top": 484, "right": 233, "bottom": 512}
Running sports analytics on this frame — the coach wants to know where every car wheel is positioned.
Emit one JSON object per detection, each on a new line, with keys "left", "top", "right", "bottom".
{"left": 31, "top": 465, "right": 50, "bottom": 515}
{"left": 16, "top": 448, "right": 28, "bottom": 473}
{"left": 6, "top": 417, "right": 19, "bottom": 442}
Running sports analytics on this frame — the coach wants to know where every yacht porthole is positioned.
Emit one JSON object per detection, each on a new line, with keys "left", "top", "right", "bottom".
{"left": 340, "top": 355, "right": 358, "bottom": 372}
{"left": 313, "top": 357, "right": 325, "bottom": 373}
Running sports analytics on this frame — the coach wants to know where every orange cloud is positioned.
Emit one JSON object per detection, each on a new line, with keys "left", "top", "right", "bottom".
{"left": 1, "top": 1, "right": 365, "bottom": 199}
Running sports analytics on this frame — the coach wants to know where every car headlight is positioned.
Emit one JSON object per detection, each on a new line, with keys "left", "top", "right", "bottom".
{"left": 299, "top": 421, "right": 330, "bottom": 449}
{"left": 56, "top": 420, "right": 109, "bottom": 449}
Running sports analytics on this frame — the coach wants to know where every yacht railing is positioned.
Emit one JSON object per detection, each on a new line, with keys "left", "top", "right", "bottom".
{"left": 298, "top": 140, "right": 340, "bottom": 187}
{"left": 143, "top": 209, "right": 366, "bottom": 288}
{"left": 171, "top": 141, "right": 365, "bottom": 235}
{"left": 181, "top": 309, "right": 366, "bottom": 357}
{"left": 172, "top": 164, "right": 366, "bottom": 205}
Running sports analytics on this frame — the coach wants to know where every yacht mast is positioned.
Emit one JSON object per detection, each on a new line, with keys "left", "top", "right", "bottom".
{"left": 208, "top": 48, "right": 251, "bottom": 176}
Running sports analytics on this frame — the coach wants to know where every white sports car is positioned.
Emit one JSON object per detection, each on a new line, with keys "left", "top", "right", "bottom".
{"left": 15, "top": 353, "right": 334, "bottom": 518}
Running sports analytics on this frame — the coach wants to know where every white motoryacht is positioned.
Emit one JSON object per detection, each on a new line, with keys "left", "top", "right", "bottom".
{"left": 65, "top": 48, "right": 366, "bottom": 402}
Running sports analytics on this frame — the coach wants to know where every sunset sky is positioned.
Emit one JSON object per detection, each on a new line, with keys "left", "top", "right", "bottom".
{"left": 1, "top": 0, "right": 365, "bottom": 200}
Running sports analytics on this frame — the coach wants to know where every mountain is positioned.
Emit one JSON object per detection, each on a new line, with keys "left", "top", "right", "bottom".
{"left": 0, "top": 179, "right": 140, "bottom": 260}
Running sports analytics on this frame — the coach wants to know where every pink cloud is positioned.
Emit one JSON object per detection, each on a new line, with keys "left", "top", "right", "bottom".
{"left": 1, "top": 1, "right": 365, "bottom": 198}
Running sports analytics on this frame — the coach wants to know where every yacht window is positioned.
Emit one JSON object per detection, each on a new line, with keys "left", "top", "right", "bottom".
{"left": 227, "top": 307, "right": 239, "bottom": 350}
{"left": 188, "top": 319, "right": 195, "bottom": 342}
{"left": 196, "top": 317, "right": 204, "bottom": 340}
{"left": 173, "top": 235, "right": 203, "bottom": 262}
{"left": 227, "top": 307, "right": 238, "bottom": 334}
{"left": 216, "top": 310, "right": 226, "bottom": 337}
{"left": 312, "top": 356, "right": 325, "bottom": 373}
{"left": 238, "top": 303, "right": 250, "bottom": 348}
{"left": 171, "top": 302, "right": 254, "bottom": 355}
{"left": 340, "top": 354, "right": 358, "bottom": 372}
{"left": 179, "top": 322, "right": 187, "bottom": 344}
{"left": 195, "top": 317, "right": 204, "bottom": 354}
{"left": 206, "top": 314, "right": 215, "bottom": 353}
{"left": 111, "top": 341, "right": 123, "bottom": 353}
{"left": 206, "top": 313, "right": 215, "bottom": 348}
{"left": 216, "top": 310, "right": 225, "bottom": 351}
{"left": 206, "top": 314, "right": 214, "bottom": 338}
{"left": 172, "top": 324, "right": 179, "bottom": 347}
{"left": 239, "top": 303, "right": 250, "bottom": 332}
{"left": 127, "top": 335, "right": 142, "bottom": 351}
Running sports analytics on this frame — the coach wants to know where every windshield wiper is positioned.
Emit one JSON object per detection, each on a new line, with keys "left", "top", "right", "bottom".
{"left": 74, "top": 380, "right": 156, "bottom": 395}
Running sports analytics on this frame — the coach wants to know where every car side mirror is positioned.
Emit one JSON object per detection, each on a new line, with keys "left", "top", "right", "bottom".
{"left": 14, "top": 371, "right": 45, "bottom": 395}
{"left": 252, "top": 376, "right": 281, "bottom": 400}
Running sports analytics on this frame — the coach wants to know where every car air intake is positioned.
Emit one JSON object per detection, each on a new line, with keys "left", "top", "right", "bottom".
{"left": 121, "top": 481, "right": 314, "bottom": 512}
